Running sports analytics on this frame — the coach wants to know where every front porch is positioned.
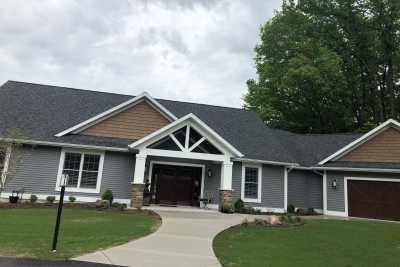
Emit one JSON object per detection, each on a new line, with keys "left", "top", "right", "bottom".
{"left": 127, "top": 114, "right": 243, "bottom": 210}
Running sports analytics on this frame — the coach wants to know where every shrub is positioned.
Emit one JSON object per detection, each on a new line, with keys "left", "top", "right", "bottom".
{"left": 46, "top": 196, "right": 56, "bottom": 204}
{"left": 101, "top": 189, "right": 113, "bottom": 205}
{"left": 280, "top": 214, "right": 303, "bottom": 225}
{"left": 307, "top": 207, "right": 315, "bottom": 215}
{"left": 287, "top": 204, "right": 295, "bottom": 213}
{"left": 220, "top": 203, "right": 234, "bottom": 213}
{"left": 234, "top": 199, "right": 244, "bottom": 212}
{"left": 30, "top": 194, "right": 38, "bottom": 203}
{"left": 69, "top": 196, "right": 76, "bottom": 203}
{"left": 111, "top": 202, "right": 127, "bottom": 211}
{"left": 96, "top": 199, "right": 110, "bottom": 210}
{"left": 296, "top": 207, "right": 315, "bottom": 216}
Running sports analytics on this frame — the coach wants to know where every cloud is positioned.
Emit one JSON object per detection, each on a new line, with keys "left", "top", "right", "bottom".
{"left": 0, "top": 0, "right": 281, "bottom": 107}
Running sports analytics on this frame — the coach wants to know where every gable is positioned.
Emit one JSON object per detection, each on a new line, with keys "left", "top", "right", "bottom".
{"left": 81, "top": 100, "right": 170, "bottom": 140}
{"left": 338, "top": 127, "right": 400, "bottom": 163}
{"left": 129, "top": 113, "right": 244, "bottom": 158}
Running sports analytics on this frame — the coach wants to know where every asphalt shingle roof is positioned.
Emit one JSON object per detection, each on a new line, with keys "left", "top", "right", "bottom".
{"left": 0, "top": 81, "right": 361, "bottom": 166}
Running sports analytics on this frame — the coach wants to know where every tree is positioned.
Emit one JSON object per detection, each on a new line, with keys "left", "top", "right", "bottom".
{"left": 0, "top": 129, "right": 25, "bottom": 196}
{"left": 245, "top": 1, "right": 351, "bottom": 133}
{"left": 246, "top": 0, "right": 400, "bottom": 133}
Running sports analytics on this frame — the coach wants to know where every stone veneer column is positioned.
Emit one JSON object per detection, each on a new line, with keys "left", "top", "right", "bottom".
{"left": 219, "top": 189, "right": 233, "bottom": 210}
{"left": 131, "top": 184, "right": 145, "bottom": 209}
{"left": 131, "top": 153, "right": 147, "bottom": 209}
{"left": 219, "top": 161, "right": 234, "bottom": 210}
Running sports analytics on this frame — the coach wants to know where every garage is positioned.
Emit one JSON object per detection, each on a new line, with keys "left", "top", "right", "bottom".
{"left": 347, "top": 179, "right": 400, "bottom": 221}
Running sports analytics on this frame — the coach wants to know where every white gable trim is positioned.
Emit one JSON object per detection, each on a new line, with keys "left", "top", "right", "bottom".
{"left": 318, "top": 119, "right": 400, "bottom": 165}
{"left": 55, "top": 92, "right": 177, "bottom": 137}
{"left": 129, "top": 113, "right": 244, "bottom": 158}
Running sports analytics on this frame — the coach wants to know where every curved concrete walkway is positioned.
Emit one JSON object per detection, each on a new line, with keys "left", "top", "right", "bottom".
{"left": 74, "top": 208, "right": 264, "bottom": 267}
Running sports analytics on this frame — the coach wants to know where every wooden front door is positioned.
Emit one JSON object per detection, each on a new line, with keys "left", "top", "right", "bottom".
{"left": 348, "top": 179, "right": 400, "bottom": 221}
{"left": 152, "top": 164, "right": 202, "bottom": 206}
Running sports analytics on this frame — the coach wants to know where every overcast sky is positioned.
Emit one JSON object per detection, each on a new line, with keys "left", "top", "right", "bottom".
{"left": 0, "top": 0, "right": 281, "bottom": 108}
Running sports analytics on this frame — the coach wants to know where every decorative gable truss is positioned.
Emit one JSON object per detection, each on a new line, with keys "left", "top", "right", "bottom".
{"left": 129, "top": 113, "right": 243, "bottom": 162}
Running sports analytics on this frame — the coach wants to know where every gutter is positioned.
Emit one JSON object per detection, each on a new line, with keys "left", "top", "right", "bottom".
{"left": 312, "top": 166, "right": 400, "bottom": 174}
{"left": 233, "top": 157, "right": 299, "bottom": 167}
{"left": 0, "top": 138, "right": 130, "bottom": 152}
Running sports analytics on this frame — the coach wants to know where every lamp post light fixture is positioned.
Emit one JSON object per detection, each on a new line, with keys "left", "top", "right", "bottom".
{"left": 207, "top": 168, "right": 212, "bottom": 178}
{"left": 51, "top": 173, "right": 68, "bottom": 252}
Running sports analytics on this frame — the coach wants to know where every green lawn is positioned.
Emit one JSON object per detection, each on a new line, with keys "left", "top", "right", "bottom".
{"left": 213, "top": 219, "right": 400, "bottom": 267}
{"left": 0, "top": 208, "right": 160, "bottom": 260}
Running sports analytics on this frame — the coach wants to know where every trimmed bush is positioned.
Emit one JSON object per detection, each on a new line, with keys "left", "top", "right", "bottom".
{"left": 287, "top": 204, "right": 295, "bottom": 214}
{"left": 69, "top": 196, "right": 76, "bottom": 203}
{"left": 30, "top": 194, "right": 38, "bottom": 203}
{"left": 111, "top": 202, "right": 127, "bottom": 211}
{"left": 234, "top": 199, "right": 244, "bottom": 212}
{"left": 101, "top": 189, "right": 114, "bottom": 205}
{"left": 46, "top": 196, "right": 55, "bottom": 204}
{"left": 220, "top": 203, "right": 234, "bottom": 213}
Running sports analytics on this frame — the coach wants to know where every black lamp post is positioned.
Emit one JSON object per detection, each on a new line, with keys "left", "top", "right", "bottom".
{"left": 52, "top": 174, "right": 68, "bottom": 252}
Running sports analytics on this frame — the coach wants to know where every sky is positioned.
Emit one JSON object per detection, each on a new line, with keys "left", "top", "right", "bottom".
{"left": 0, "top": 0, "right": 281, "bottom": 108}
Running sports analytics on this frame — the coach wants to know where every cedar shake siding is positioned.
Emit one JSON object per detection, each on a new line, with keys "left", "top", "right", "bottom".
{"left": 340, "top": 128, "right": 400, "bottom": 163}
{"left": 81, "top": 100, "right": 170, "bottom": 140}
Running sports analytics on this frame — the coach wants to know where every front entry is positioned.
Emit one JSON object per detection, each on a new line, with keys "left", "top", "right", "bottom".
{"left": 151, "top": 164, "right": 202, "bottom": 206}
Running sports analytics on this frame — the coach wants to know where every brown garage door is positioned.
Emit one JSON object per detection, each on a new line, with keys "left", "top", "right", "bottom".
{"left": 348, "top": 180, "right": 400, "bottom": 221}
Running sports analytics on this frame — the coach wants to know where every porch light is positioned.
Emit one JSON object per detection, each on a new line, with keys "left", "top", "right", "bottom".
{"left": 207, "top": 168, "right": 212, "bottom": 177}
{"left": 332, "top": 179, "right": 337, "bottom": 189}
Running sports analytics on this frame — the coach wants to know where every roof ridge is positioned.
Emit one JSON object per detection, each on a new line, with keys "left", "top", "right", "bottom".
{"left": 6, "top": 80, "right": 134, "bottom": 97}
{"left": 6, "top": 80, "right": 244, "bottom": 111}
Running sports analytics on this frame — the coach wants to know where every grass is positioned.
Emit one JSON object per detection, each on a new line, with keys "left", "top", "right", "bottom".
{"left": 0, "top": 208, "right": 160, "bottom": 260}
{"left": 213, "top": 219, "right": 400, "bottom": 267}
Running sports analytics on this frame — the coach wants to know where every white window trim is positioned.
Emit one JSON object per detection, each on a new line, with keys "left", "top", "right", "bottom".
{"left": 55, "top": 148, "right": 105, "bottom": 193}
{"left": 343, "top": 176, "right": 400, "bottom": 217}
{"left": 241, "top": 164, "right": 262, "bottom": 203}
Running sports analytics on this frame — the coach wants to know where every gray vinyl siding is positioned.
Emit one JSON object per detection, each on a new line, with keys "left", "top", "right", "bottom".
{"left": 146, "top": 156, "right": 222, "bottom": 204}
{"left": 5, "top": 145, "right": 61, "bottom": 195}
{"left": 288, "top": 170, "right": 322, "bottom": 210}
{"left": 4, "top": 145, "right": 135, "bottom": 200}
{"left": 232, "top": 162, "right": 285, "bottom": 209}
{"left": 101, "top": 151, "right": 135, "bottom": 199}
{"left": 326, "top": 171, "right": 400, "bottom": 212}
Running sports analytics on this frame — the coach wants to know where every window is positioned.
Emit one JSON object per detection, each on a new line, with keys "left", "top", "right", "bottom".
{"left": 57, "top": 150, "right": 104, "bottom": 193}
{"left": 241, "top": 165, "right": 261, "bottom": 203}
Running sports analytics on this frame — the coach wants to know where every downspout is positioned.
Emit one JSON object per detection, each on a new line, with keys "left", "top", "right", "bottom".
{"left": 284, "top": 165, "right": 295, "bottom": 213}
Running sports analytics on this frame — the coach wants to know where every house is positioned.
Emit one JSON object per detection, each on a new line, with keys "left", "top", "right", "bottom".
{"left": 0, "top": 81, "right": 399, "bottom": 221}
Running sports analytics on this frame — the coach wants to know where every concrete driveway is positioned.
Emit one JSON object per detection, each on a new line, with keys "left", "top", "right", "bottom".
{"left": 74, "top": 207, "right": 263, "bottom": 267}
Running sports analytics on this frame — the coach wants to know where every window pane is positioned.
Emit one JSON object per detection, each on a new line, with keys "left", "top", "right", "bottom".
{"left": 245, "top": 168, "right": 258, "bottom": 183}
{"left": 80, "top": 171, "right": 98, "bottom": 188}
{"left": 173, "top": 126, "right": 187, "bottom": 147}
{"left": 244, "top": 167, "right": 259, "bottom": 199}
{"left": 245, "top": 183, "right": 258, "bottom": 199}
{"left": 63, "top": 153, "right": 81, "bottom": 170}
{"left": 148, "top": 135, "right": 181, "bottom": 151}
{"left": 64, "top": 169, "right": 79, "bottom": 187}
{"left": 80, "top": 154, "right": 100, "bottom": 189}
{"left": 83, "top": 154, "right": 100, "bottom": 171}
{"left": 191, "top": 139, "right": 222, "bottom": 154}
{"left": 188, "top": 127, "right": 202, "bottom": 147}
